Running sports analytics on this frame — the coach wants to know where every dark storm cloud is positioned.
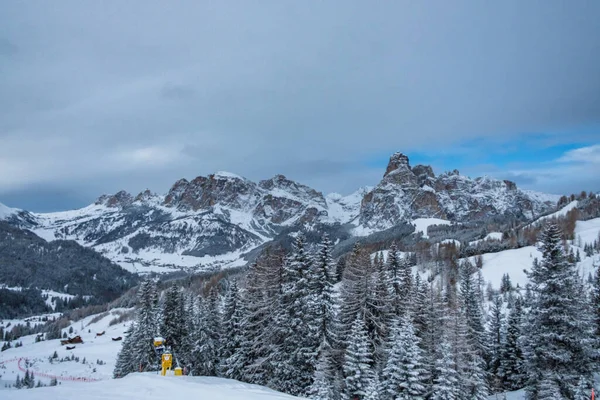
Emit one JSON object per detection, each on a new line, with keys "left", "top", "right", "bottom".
{"left": 1, "top": 1, "right": 599, "bottom": 210}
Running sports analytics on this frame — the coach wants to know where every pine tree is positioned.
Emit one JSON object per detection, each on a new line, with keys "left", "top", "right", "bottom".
{"left": 364, "top": 375, "right": 381, "bottom": 400}
{"left": 161, "top": 284, "right": 186, "bottom": 354}
{"left": 192, "top": 287, "right": 221, "bottom": 376}
{"left": 343, "top": 315, "right": 375, "bottom": 400}
{"left": 312, "top": 234, "right": 338, "bottom": 355}
{"left": 115, "top": 279, "right": 159, "bottom": 375}
{"left": 370, "top": 251, "right": 394, "bottom": 369}
{"left": 537, "top": 377, "right": 564, "bottom": 399}
{"left": 592, "top": 264, "right": 600, "bottom": 338}
{"left": 337, "top": 243, "right": 375, "bottom": 377}
{"left": 220, "top": 279, "right": 242, "bottom": 377}
{"left": 398, "top": 255, "right": 414, "bottom": 316}
{"left": 487, "top": 295, "right": 504, "bottom": 392}
{"left": 273, "top": 233, "right": 319, "bottom": 395}
{"left": 386, "top": 244, "right": 402, "bottom": 315}
{"left": 380, "top": 318, "right": 427, "bottom": 400}
{"left": 498, "top": 297, "right": 525, "bottom": 391}
{"left": 524, "top": 223, "right": 597, "bottom": 399}
{"left": 457, "top": 261, "right": 488, "bottom": 399}
{"left": 178, "top": 292, "right": 197, "bottom": 371}
{"left": 431, "top": 338, "right": 459, "bottom": 400}
{"left": 308, "top": 350, "right": 335, "bottom": 400}
{"left": 113, "top": 323, "right": 137, "bottom": 378}
{"left": 574, "top": 376, "right": 592, "bottom": 400}
{"left": 239, "top": 249, "right": 284, "bottom": 386}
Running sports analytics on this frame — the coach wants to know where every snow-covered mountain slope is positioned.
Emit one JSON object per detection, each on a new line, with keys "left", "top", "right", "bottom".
{"left": 575, "top": 217, "right": 600, "bottom": 246}
{"left": 0, "top": 153, "right": 559, "bottom": 274}
{"left": 0, "top": 309, "right": 300, "bottom": 400}
{"left": 0, "top": 202, "right": 17, "bottom": 218}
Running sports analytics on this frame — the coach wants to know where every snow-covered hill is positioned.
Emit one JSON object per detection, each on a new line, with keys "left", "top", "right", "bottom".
{"left": 0, "top": 309, "right": 300, "bottom": 399}
{"left": 0, "top": 152, "right": 559, "bottom": 274}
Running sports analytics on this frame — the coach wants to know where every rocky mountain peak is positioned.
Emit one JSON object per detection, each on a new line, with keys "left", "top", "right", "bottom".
{"left": 412, "top": 164, "right": 436, "bottom": 187}
{"left": 259, "top": 175, "right": 326, "bottom": 207}
{"left": 384, "top": 152, "right": 411, "bottom": 177}
{"left": 95, "top": 190, "right": 133, "bottom": 208}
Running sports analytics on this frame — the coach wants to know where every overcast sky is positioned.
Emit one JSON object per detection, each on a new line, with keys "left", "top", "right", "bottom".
{"left": 1, "top": 1, "right": 599, "bottom": 211}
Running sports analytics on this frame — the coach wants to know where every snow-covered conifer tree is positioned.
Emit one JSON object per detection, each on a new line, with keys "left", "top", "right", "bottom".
{"left": 131, "top": 279, "right": 159, "bottom": 371}
{"left": 380, "top": 317, "right": 427, "bottom": 400}
{"left": 431, "top": 338, "right": 459, "bottom": 400}
{"left": 161, "top": 284, "right": 186, "bottom": 354}
{"left": 498, "top": 297, "right": 525, "bottom": 391}
{"left": 524, "top": 223, "right": 596, "bottom": 399}
{"left": 343, "top": 315, "right": 375, "bottom": 400}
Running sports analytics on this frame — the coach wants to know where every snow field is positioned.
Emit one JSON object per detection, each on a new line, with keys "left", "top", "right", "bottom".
{"left": 0, "top": 308, "right": 133, "bottom": 390}
{"left": 412, "top": 218, "right": 451, "bottom": 239}
{"left": 5, "top": 373, "right": 302, "bottom": 400}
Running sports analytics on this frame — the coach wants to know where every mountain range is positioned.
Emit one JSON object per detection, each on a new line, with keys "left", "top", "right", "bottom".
{"left": 0, "top": 152, "right": 560, "bottom": 273}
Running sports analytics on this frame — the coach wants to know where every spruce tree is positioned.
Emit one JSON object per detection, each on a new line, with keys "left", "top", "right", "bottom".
{"left": 343, "top": 315, "right": 375, "bottom": 400}
{"left": 273, "top": 233, "right": 319, "bottom": 395}
{"left": 240, "top": 250, "right": 283, "bottom": 386}
{"left": 370, "top": 252, "right": 394, "bottom": 369}
{"left": 192, "top": 287, "right": 221, "bottom": 376}
{"left": 113, "top": 323, "right": 138, "bottom": 378}
{"left": 499, "top": 297, "right": 525, "bottom": 391}
{"left": 380, "top": 318, "right": 427, "bottom": 400}
{"left": 431, "top": 338, "right": 459, "bottom": 400}
{"left": 524, "top": 223, "right": 596, "bottom": 399}
{"left": 574, "top": 376, "right": 592, "bottom": 400}
{"left": 386, "top": 244, "right": 402, "bottom": 315}
{"left": 130, "top": 279, "right": 159, "bottom": 372}
{"left": 592, "top": 264, "right": 600, "bottom": 338}
{"left": 308, "top": 350, "right": 335, "bottom": 400}
{"left": 487, "top": 295, "right": 504, "bottom": 392}
{"left": 398, "top": 255, "right": 414, "bottom": 316}
{"left": 457, "top": 261, "right": 488, "bottom": 399}
{"left": 312, "top": 234, "right": 337, "bottom": 354}
{"left": 220, "top": 279, "right": 242, "bottom": 377}
{"left": 161, "top": 284, "right": 186, "bottom": 354}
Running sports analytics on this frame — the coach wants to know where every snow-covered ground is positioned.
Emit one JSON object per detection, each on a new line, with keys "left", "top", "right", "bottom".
{"left": 469, "top": 232, "right": 503, "bottom": 246}
{"left": 6, "top": 373, "right": 301, "bottom": 400}
{"left": 412, "top": 218, "right": 451, "bottom": 239}
{"left": 0, "top": 309, "right": 132, "bottom": 390}
{"left": 0, "top": 308, "right": 301, "bottom": 399}
{"left": 0, "top": 202, "right": 19, "bottom": 219}
{"left": 575, "top": 217, "right": 600, "bottom": 246}
{"left": 524, "top": 200, "right": 578, "bottom": 229}
{"left": 1, "top": 313, "right": 63, "bottom": 331}
{"left": 487, "top": 389, "right": 525, "bottom": 399}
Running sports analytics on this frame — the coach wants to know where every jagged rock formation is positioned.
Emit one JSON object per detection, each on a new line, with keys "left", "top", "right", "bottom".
{"left": 0, "top": 153, "right": 558, "bottom": 273}
{"left": 359, "top": 152, "right": 553, "bottom": 230}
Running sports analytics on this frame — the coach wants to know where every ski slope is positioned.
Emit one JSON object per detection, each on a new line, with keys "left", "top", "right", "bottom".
{"left": 3, "top": 373, "right": 302, "bottom": 400}
{"left": 0, "top": 308, "right": 301, "bottom": 399}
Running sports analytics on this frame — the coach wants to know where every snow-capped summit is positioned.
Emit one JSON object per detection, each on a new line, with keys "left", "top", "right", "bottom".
{"left": 1, "top": 152, "right": 560, "bottom": 273}
{"left": 0, "top": 201, "right": 18, "bottom": 219}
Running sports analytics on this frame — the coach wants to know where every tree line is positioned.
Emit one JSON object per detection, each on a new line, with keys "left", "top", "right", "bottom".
{"left": 114, "top": 224, "right": 598, "bottom": 400}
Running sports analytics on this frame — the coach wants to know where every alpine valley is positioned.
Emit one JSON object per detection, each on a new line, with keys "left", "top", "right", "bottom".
{"left": 0, "top": 153, "right": 561, "bottom": 275}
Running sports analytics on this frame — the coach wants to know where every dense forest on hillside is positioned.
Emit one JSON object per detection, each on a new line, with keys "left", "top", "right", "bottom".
{"left": 0, "top": 222, "right": 139, "bottom": 318}
{"left": 114, "top": 222, "right": 600, "bottom": 399}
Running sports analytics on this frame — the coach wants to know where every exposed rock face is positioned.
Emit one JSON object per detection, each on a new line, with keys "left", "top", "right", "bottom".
{"left": 96, "top": 190, "right": 134, "bottom": 208}
{"left": 359, "top": 153, "right": 554, "bottom": 230}
{"left": 2, "top": 152, "right": 558, "bottom": 273}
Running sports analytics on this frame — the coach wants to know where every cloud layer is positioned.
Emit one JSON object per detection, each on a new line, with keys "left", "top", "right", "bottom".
{"left": 1, "top": 1, "right": 599, "bottom": 210}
